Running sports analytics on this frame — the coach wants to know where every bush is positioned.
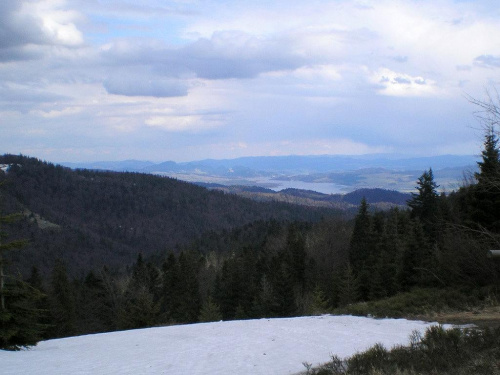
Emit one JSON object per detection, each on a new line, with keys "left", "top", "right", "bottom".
{"left": 304, "top": 325, "right": 500, "bottom": 375}
{"left": 348, "top": 343, "right": 390, "bottom": 375}
{"left": 334, "top": 288, "right": 490, "bottom": 318}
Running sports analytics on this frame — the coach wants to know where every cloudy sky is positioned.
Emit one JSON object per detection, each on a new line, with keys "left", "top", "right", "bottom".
{"left": 1, "top": 0, "right": 499, "bottom": 163}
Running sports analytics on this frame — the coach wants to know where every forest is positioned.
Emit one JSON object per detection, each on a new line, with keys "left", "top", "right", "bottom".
{"left": 0, "top": 120, "right": 500, "bottom": 350}
{"left": 0, "top": 155, "right": 342, "bottom": 277}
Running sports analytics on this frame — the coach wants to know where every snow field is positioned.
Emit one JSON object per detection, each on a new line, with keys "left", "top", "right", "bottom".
{"left": 0, "top": 315, "right": 445, "bottom": 375}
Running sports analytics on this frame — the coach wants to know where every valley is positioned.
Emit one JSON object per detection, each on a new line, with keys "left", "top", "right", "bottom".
{"left": 61, "top": 154, "right": 478, "bottom": 194}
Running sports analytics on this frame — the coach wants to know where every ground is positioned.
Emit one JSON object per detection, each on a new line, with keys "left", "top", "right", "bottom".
{"left": 414, "top": 305, "right": 500, "bottom": 329}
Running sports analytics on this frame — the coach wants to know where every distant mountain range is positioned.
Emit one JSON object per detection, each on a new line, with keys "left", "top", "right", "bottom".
{"left": 61, "top": 154, "right": 478, "bottom": 193}
{"left": 61, "top": 154, "right": 477, "bottom": 174}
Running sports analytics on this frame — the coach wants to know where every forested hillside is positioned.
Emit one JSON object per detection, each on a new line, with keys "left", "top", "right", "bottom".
{"left": 0, "top": 154, "right": 340, "bottom": 277}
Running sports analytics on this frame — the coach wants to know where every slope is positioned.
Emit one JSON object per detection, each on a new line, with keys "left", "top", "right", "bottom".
{"left": 0, "top": 315, "right": 444, "bottom": 375}
{"left": 0, "top": 155, "right": 337, "bottom": 276}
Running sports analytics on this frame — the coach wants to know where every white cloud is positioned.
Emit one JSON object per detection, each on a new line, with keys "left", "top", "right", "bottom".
{"left": 30, "top": 106, "right": 82, "bottom": 118}
{"left": 371, "top": 68, "right": 438, "bottom": 97}
{"left": 21, "top": 0, "right": 83, "bottom": 46}
{"left": 291, "top": 65, "right": 342, "bottom": 81}
{"left": 145, "top": 114, "right": 225, "bottom": 132}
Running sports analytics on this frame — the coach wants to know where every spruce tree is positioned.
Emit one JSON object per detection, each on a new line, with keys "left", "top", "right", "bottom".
{"left": 377, "top": 209, "right": 402, "bottom": 297}
{"left": 119, "top": 285, "right": 159, "bottom": 330}
{"left": 173, "top": 251, "right": 201, "bottom": 323}
{"left": 48, "top": 260, "right": 76, "bottom": 338}
{"left": 0, "top": 187, "right": 45, "bottom": 349}
{"left": 0, "top": 277, "right": 46, "bottom": 350}
{"left": 77, "top": 271, "right": 111, "bottom": 333}
{"left": 338, "top": 263, "right": 359, "bottom": 306}
{"left": 160, "top": 252, "right": 178, "bottom": 322}
{"left": 407, "top": 169, "right": 439, "bottom": 237}
{"left": 119, "top": 254, "right": 160, "bottom": 329}
{"left": 368, "top": 262, "right": 387, "bottom": 300}
{"left": 349, "top": 198, "right": 372, "bottom": 272}
{"left": 252, "top": 275, "right": 277, "bottom": 318}
{"left": 308, "top": 285, "right": 329, "bottom": 315}
{"left": 272, "top": 263, "right": 296, "bottom": 317}
{"left": 286, "top": 225, "right": 307, "bottom": 287}
{"left": 475, "top": 126, "right": 500, "bottom": 185}
{"left": 472, "top": 126, "right": 500, "bottom": 232}
{"left": 198, "top": 296, "right": 223, "bottom": 323}
{"left": 399, "top": 220, "right": 432, "bottom": 290}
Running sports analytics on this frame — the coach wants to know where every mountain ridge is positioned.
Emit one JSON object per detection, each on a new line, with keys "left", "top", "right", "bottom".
{"left": 61, "top": 154, "right": 477, "bottom": 174}
{"left": 59, "top": 154, "right": 477, "bottom": 193}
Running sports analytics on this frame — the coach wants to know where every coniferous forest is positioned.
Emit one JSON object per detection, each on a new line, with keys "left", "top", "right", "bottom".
{"left": 1, "top": 113, "right": 500, "bottom": 350}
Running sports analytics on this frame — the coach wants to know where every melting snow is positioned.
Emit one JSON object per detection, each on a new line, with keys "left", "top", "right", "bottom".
{"left": 0, "top": 315, "right": 444, "bottom": 375}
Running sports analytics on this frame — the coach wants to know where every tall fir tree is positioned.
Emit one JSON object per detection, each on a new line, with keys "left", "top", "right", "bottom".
{"left": 337, "top": 263, "right": 359, "bottom": 307}
{"left": 48, "top": 260, "right": 76, "bottom": 338}
{"left": 349, "top": 197, "right": 372, "bottom": 272}
{"left": 399, "top": 220, "right": 432, "bottom": 290}
{"left": 198, "top": 296, "right": 223, "bottom": 323}
{"left": 272, "top": 263, "right": 296, "bottom": 317}
{"left": 119, "top": 254, "right": 159, "bottom": 329}
{"left": 471, "top": 126, "right": 500, "bottom": 232}
{"left": 476, "top": 126, "right": 500, "bottom": 185}
{"left": 307, "top": 285, "right": 330, "bottom": 315}
{"left": 76, "top": 271, "right": 110, "bottom": 334}
{"left": 0, "top": 187, "right": 45, "bottom": 350}
{"left": 160, "top": 252, "right": 179, "bottom": 322}
{"left": 173, "top": 251, "right": 201, "bottom": 323}
{"left": 407, "top": 168, "right": 440, "bottom": 238}
{"left": 285, "top": 225, "right": 307, "bottom": 287}
{"left": 0, "top": 277, "right": 46, "bottom": 350}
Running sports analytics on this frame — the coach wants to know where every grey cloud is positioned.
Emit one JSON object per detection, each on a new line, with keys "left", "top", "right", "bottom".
{"left": 180, "top": 36, "right": 304, "bottom": 79}
{"left": 0, "top": 46, "right": 43, "bottom": 62}
{"left": 393, "top": 55, "right": 408, "bottom": 63}
{"left": 0, "top": 1, "right": 46, "bottom": 49}
{"left": 0, "top": 85, "right": 69, "bottom": 112}
{"left": 101, "top": 31, "right": 306, "bottom": 84}
{"left": 414, "top": 78, "right": 426, "bottom": 85}
{"left": 474, "top": 55, "right": 500, "bottom": 68}
{"left": 74, "top": 0, "right": 198, "bottom": 18}
{"left": 393, "top": 76, "right": 411, "bottom": 84}
{"left": 103, "top": 75, "right": 189, "bottom": 98}
{"left": 0, "top": 0, "right": 83, "bottom": 62}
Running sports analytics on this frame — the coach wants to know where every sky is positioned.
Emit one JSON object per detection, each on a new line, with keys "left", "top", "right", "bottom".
{"left": 1, "top": 0, "right": 500, "bottom": 163}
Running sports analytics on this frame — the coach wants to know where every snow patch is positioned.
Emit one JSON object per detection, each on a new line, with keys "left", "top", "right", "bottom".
{"left": 0, "top": 315, "right": 445, "bottom": 375}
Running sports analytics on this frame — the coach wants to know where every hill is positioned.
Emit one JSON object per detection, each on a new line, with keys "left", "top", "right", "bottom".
{"left": 197, "top": 184, "right": 411, "bottom": 210}
{"left": 0, "top": 154, "right": 338, "bottom": 277}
